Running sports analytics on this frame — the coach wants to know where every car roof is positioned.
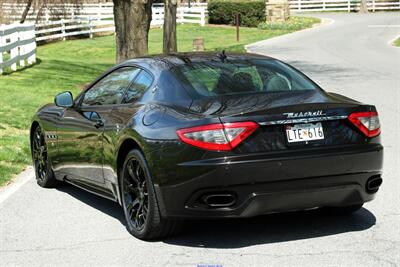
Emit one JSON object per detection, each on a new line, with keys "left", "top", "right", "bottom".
{"left": 122, "top": 52, "right": 275, "bottom": 71}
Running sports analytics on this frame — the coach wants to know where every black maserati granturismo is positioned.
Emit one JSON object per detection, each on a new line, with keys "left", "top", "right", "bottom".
{"left": 30, "top": 52, "right": 383, "bottom": 240}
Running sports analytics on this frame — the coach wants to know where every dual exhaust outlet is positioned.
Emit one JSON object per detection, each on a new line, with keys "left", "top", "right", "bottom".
{"left": 200, "top": 175, "right": 382, "bottom": 208}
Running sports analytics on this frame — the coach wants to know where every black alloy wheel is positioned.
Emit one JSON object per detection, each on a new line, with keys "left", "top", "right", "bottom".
{"left": 31, "top": 126, "right": 58, "bottom": 187}
{"left": 122, "top": 157, "right": 149, "bottom": 231}
{"left": 121, "top": 149, "right": 182, "bottom": 240}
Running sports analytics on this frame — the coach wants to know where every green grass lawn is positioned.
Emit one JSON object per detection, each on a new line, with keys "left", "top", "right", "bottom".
{"left": 0, "top": 18, "right": 320, "bottom": 186}
{"left": 394, "top": 38, "right": 400, "bottom": 47}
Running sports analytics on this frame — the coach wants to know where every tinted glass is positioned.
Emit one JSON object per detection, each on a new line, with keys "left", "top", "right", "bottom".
{"left": 172, "top": 59, "right": 317, "bottom": 98}
{"left": 124, "top": 70, "right": 153, "bottom": 103}
{"left": 82, "top": 67, "right": 140, "bottom": 106}
{"left": 55, "top": 91, "right": 73, "bottom": 107}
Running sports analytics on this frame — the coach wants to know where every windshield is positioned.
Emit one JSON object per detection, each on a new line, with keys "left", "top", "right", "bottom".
{"left": 172, "top": 59, "right": 318, "bottom": 98}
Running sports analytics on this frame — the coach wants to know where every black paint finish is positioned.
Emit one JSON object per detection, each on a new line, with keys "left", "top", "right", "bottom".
{"left": 30, "top": 52, "right": 383, "bottom": 219}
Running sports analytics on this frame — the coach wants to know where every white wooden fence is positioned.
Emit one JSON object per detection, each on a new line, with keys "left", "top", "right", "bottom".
{"left": 33, "top": 6, "right": 207, "bottom": 43}
{"left": 0, "top": 23, "right": 36, "bottom": 74}
{"left": 1, "top": 3, "right": 208, "bottom": 26}
{"left": 35, "top": 18, "right": 114, "bottom": 42}
{"left": 152, "top": 6, "right": 207, "bottom": 26}
{"left": 290, "top": 0, "right": 400, "bottom": 12}
{"left": 1, "top": 0, "right": 399, "bottom": 24}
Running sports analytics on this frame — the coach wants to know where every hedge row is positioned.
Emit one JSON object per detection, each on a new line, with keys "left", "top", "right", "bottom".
{"left": 208, "top": 0, "right": 266, "bottom": 28}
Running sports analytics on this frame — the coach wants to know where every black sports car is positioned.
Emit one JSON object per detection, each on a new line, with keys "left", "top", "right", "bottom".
{"left": 31, "top": 52, "right": 383, "bottom": 240}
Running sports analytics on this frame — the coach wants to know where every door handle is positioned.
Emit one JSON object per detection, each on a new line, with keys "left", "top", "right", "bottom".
{"left": 94, "top": 119, "right": 104, "bottom": 129}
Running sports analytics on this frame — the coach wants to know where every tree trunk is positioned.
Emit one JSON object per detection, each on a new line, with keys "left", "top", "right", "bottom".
{"left": 113, "top": 0, "right": 153, "bottom": 63}
{"left": 163, "top": 0, "right": 177, "bottom": 54}
{"left": 20, "top": 0, "right": 34, "bottom": 24}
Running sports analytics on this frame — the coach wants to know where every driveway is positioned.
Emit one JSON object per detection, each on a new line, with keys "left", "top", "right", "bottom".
{"left": 1, "top": 13, "right": 400, "bottom": 266}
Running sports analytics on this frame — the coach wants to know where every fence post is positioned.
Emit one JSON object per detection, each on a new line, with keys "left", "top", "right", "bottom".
{"left": 61, "top": 19, "right": 66, "bottom": 41}
{"left": 372, "top": 0, "right": 375, "bottom": 12}
{"left": 89, "top": 17, "right": 93, "bottom": 39}
{"left": 347, "top": 0, "right": 351, "bottom": 12}
{"left": 323, "top": 0, "right": 326, "bottom": 10}
{"left": 298, "top": 0, "right": 301, "bottom": 11}
{"left": 180, "top": 8, "right": 184, "bottom": 24}
{"left": 200, "top": 9, "right": 205, "bottom": 26}
{"left": 19, "top": 28, "right": 25, "bottom": 67}
{"left": 10, "top": 29, "right": 18, "bottom": 71}
{"left": 27, "top": 25, "right": 36, "bottom": 65}
{"left": 45, "top": 7, "right": 49, "bottom": 22}
{"left": 98, "top": 3, "right": 101, "bottom": 22}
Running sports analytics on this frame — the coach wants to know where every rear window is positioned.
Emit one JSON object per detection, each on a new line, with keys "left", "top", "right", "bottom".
{"left": 172, "top": 59, "right": 318, "bottom": 98}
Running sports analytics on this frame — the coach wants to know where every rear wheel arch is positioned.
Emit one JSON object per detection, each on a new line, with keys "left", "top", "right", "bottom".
{"left": 116, "top": 138, "right": 144, "bottom": 202}
{"left": 115, "top": 139, "right": 166, "bottom": 217}
{"left": 117, "top": 138, "right": 143, "bottom": 177}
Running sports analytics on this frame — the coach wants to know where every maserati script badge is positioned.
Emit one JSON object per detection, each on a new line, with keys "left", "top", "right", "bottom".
{"left": 283, "top": 110, "right": 326, "bottom": 118}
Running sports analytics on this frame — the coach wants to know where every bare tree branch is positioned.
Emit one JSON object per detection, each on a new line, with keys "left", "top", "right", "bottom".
{"left": 20, "top": 0, "right": 33, "bottom": 23}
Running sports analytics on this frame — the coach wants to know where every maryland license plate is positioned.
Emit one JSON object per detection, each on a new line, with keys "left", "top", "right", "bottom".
{"left": 286, "top": 122, "right": 324, "bottom": 143}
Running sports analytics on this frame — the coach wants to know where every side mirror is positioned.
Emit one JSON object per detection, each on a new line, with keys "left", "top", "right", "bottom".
{"left": 55, "top": 91, "right": 74, "bottom": 108}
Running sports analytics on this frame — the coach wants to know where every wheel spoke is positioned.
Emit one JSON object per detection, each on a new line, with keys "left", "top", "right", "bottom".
{"left": 136, "top": 203, "right": 142, "bottom": 219}
{"left": 142, "top": 204, "right": 148, "bottom": 220}
{"left": 135, "top": 165, "right": 141, "bottom": 181}
{"left": 33, "top": 137, "right": 39, "bottom": 150}
{"left": 127, "top": 161, "right": 140, "bottom": 185}
{"left": 127, "top": 198, "right": 140, "bottom": 220}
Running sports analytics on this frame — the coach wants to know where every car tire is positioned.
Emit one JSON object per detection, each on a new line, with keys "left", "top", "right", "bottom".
{"left": 321, "top": 203, "right": 364, "bottom": 215}
{"left": 31, "top": 126, "right": 59, "bottom": 188}
{"left": 120, "top": 149, "right": 182, "bottom": 240}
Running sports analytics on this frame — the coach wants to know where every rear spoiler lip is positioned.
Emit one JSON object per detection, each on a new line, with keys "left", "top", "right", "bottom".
{"left": 258, "top": 115, "right": 348, "bottom": 126}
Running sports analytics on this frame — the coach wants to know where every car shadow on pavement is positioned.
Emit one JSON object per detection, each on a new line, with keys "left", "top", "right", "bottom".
{"left": 56, "top": 184, "right": 376, "bottom": 248}
{"left": 165, "top": 208, "right": 376, "bottom": 249}
{"left": 56, "top": 184, "right": 126, "bottom": 226}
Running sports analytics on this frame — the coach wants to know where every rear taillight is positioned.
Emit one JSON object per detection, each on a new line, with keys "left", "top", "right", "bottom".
{"left": 176, "top": 122, "right": 259, "bottom": 151}
{"left": 348, "top": 111, "right": 380, "bottom": 137}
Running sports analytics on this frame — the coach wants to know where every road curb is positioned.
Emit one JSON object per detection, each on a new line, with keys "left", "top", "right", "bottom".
{"left": 0, "top": 166, "right": 33, "bottom": 204}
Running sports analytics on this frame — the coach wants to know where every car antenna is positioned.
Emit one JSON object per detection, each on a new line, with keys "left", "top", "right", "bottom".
{"left": 217, "top": 50, "right": 227, "bottom": 62}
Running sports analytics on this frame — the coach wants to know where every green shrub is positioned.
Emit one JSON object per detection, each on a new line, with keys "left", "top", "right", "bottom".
{"left": 208, "top": 0, "right": 266, "bottom": 28}
{"left": 258, "top": 16, "right": 320, "bottom": 31}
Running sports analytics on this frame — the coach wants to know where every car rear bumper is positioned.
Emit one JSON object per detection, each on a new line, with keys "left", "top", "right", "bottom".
{"left": 154, "top": 144, "right": 383, "bottom": 218}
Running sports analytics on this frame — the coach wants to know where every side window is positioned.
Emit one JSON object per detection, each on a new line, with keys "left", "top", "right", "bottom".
{"left": 82, "top": 67, "right": 140, "bottom": 106}
{"left": 123, "top": 70, "right": 153, "bottom": 103}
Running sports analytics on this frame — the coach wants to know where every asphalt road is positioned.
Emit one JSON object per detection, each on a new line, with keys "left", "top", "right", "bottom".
{"left": 1, "top": 13, "right": 400, "bottom": 267}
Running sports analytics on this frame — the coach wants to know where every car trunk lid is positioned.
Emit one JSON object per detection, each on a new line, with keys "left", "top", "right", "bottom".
{"left": 190, "top": 91, "right": 377, "bottom": 153}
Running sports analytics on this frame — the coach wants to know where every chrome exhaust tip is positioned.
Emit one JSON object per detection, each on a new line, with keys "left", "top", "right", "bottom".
{"left": 202, "top": 193, "right": 236, "bottom": 208}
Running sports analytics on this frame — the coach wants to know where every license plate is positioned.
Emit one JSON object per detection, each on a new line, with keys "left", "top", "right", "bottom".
{"left": 286, "top": 122, "right": 324, "bottom": 143}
